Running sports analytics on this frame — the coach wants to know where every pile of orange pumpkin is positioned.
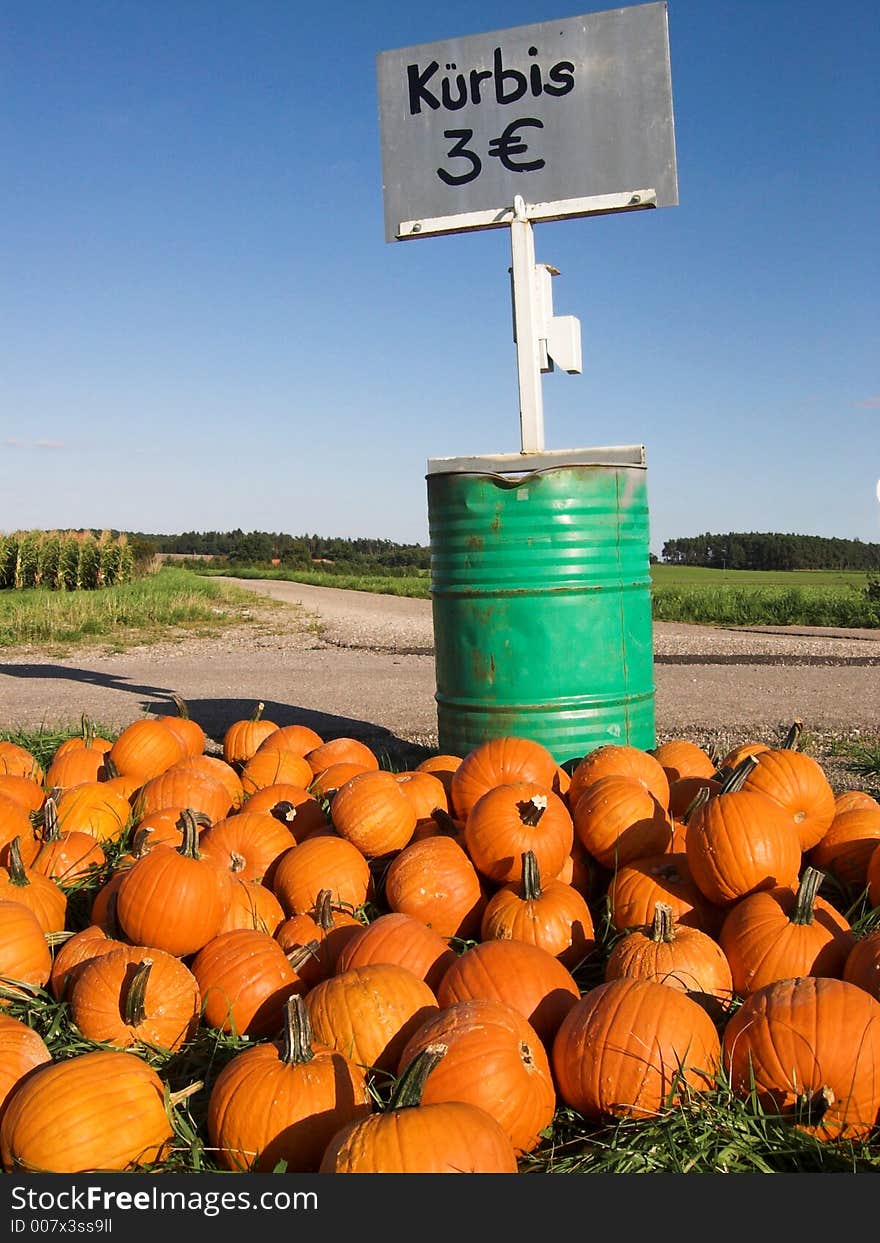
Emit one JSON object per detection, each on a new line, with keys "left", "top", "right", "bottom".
{"left": 1, "top": 701, "right": 880, "bottom": 1173}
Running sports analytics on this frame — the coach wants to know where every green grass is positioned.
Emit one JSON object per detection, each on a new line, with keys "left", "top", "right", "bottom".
{"left": 0, "top": 566, "right": 284, "bottom": 652}
{"left": 3, "top": 564, "right": 877, "bottom": 642}
{"left": 196, "top": 562, "right": 880, "bottom": 628}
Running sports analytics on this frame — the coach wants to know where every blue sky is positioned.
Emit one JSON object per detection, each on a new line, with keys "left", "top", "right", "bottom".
{"left": 2, "top": 0, "right": 877, "bottom": 557}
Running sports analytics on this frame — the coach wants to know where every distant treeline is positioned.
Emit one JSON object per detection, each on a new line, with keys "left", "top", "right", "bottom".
{"left": 132, "top": 528, "right": 880, "bottom": 574}
{"left": 661, "top": 532, "right": 880, "bottom": 571}
{"left": 134, "top": 530, "right": 431, "bottom": 574}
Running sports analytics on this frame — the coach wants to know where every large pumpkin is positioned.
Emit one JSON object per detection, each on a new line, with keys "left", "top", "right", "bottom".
{"left": 449, "top": 736, "right": 558, "bottom": 821}
{"left": 0, "top": 1050, "right": 174, "bottom": 1172}
{"left": 319, "top": 1043, "right": 518, "bottom": 1173}
{"left": 208, "top": 995, "right": 372, "bottom": 1172}
{"left": 305, "top": 962, "right": 439, "bottom": 1075}
{"left": 396, "top": 997, "right": 555, "bottom": 1155}
{"left": 722, "top": 976, "right": 880, "bottom": 1141}
{"left": 552, "top": 976, "right": 721, "bottom": 1122}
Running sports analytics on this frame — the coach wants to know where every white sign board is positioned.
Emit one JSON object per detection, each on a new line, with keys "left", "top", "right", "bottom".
{"left": 377, "top": 1, "right": 677, "bottom": 242}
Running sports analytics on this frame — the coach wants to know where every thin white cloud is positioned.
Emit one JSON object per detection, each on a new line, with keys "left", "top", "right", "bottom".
{"left": 857, "top": 396, "right": 880, "bottom": 408}
{"left": 4, "top": 438, "right": 65, "bottom": 449}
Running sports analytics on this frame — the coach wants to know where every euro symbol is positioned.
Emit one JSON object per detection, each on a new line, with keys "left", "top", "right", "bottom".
{"left": 487, "top": 117, "right": 545, "bottom": 172}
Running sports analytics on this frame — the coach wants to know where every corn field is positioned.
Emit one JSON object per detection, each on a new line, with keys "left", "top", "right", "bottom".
{"left": 0, "top": 529, "right": 135, "bottom": 590}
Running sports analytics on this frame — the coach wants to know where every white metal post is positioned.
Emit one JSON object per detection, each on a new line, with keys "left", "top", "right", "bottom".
{"left": 509, "top": 195, "right": 545, "bottom": 454}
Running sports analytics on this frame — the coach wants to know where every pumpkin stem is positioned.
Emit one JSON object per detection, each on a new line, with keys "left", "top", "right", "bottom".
{"left": 103, "top": 756, "right": 120, "bottom": 780}
{"left": 171, "top": 693, "right": 191, "bottom": 720}
{"left": 130, "top": 826, "right": 155, "bottom": 858}
{"left": 682, "top": 786, "right": 712, "bottom": 823}
{"left": 782, "top": 720, "right": 803, "bottom": 752}
{"left": 279, "top": 994, "right": 314, "bottom": 1066}
{"left": 389, "top": 1043, "right": 447, "bottom": 1111}
{"left": 718, "top": 755, "right": 760, "bottom": 795}
{"left": 519, "top": 850, "right": 543, "bottom": 901}
{"left": 649, "top": 901, "right": 676, "bottom": 943}
{"left": 429, "top": 807, "right": 460, "bottom": 837}
{"left": 516, "top": 795, "right": 547, "bottom": 828}
{"left": 41, "top": 796, "right": 61, "bottom": 843}
{"left": 791, "top": 866, "right": 823, "bottom": 926}
{"left": 313, "top": 889, "right": 335, "bottom": 931}
{"left": 794, "top": 1084, "right": 834, "bottom": 1126}
{"left": 4, "top": 836, "right": 31, "bottom": 887}
{"left": 251, "top": 701, "right": 265, "bottom": 723}
{"left": 176, "top": 808, "right": 203, "bottom": 860}
{"left": 80, "top": 714, "right": 95, "bottom": 748}
{"left": 122, "top": 959, "right": 153, "bottom": 1027}
{"left": 228, "top": 851, "right": 247, "bottom": 875}
{"left": 287, "top": 938, "right": 321, "bottom": 972}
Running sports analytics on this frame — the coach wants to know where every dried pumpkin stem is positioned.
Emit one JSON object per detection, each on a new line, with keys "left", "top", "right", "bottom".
{"left": 123, "top": 959, "right": 154, "bottom": 1027}
{"left": 5, "top": 837, "right": 31, "bottom": 887}
{"left": 649, "top": 901, "right": 676, "bottom": 943}
{"left": 791, "top": 866, "right": 823, "bottom": 926}
{"left": 280, "top": 995, "right": 314, "bottom": 1066}
{"left": 520, "top": 850, "right": 543, "bottom": 901}
{"left": 389, "top": 1043, "right": 448, "bottom": 1111}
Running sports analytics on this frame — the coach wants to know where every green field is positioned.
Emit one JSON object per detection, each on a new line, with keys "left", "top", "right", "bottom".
{"left": 0, "top": 563, "right": 877, "bottom": 650}
{"left": 200, "top": 562, "right": 880, "bottom": 629}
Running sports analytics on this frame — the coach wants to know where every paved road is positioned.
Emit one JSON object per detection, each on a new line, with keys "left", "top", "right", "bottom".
{"left": 1, "top": 577, "right": 877, "bottom": 768}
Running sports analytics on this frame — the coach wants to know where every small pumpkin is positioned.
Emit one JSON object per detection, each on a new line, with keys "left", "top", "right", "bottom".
{"left": 464, "top": 780, "right": 573, "bottom": 886}
{"left": 449, "top": 736, "right": 558, "bottom": 821}
{"left": 480, "top": 849, "right": 596, "bottom": 969}
{"left": 719, "top": 865, "right": 855, "bottom": 997}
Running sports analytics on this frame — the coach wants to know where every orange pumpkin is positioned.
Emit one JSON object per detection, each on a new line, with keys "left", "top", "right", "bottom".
{"left": 567, "top": 743, "right": 671, "bottom": 813}
{"left": 572, "top": 774, "right": 672, "bottom": 869}
{"left": 305, "top": 962, "right": 439, "bottom": 1075}
{"left": 719, "top": 865, "right": 855, "bottom": 997}
{"left": 449, "top": 736, "right": 558, "bottom": 821}
{"left": 208, "top": 994, "right": 371, "bottom": 1172}
{"left": 319, "top": 1043, "right": 517, "bottom": 1173}
{"left": 329, "top": 769, "right": 417, "bottom": 859}
{"left": 464, "top": 780, "right": 573, "bottom": 886}
{"left": 552, "top": 976, "right": 721, "bottom": 1122}
{"left": 0, "top": 1050, "right": 174, "bottom": 1172}
{"left": 480, "top": 849, "right": 595, "bottom": 969}
{"left": 396, "top": 997, "right": 555, "bottom": 1156}
{"left": 604, "top": 901, "right": 734, "bottom": 1019}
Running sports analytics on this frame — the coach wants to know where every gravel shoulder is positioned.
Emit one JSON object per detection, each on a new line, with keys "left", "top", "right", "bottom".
{"left": 1, "top": 576, "right": 877, "bottom": 790}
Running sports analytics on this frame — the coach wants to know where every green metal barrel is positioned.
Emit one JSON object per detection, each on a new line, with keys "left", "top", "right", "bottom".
{"left": 426, "top": 450, "right": 655, "bottom": 765}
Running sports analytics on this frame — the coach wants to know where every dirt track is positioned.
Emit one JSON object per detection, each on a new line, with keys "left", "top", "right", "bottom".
{"left": 1, "top": 577, "right": 878, "bottom": 783}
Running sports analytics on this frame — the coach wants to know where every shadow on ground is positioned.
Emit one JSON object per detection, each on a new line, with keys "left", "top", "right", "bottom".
{"left": 1, "top": 663, "right": 431, "bottom": 768}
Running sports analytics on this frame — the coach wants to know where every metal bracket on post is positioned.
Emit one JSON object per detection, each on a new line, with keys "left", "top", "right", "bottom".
{"left": 508, "top": 195, "right": 584, "bottom": 454}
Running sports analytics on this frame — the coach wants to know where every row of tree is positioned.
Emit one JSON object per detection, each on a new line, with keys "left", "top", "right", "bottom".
{"left": 134, "top": 530, "right": 431, "bottom": 574}
{"left": 131, "top": 528, "right": 880, "bottom": 573}
{"left": 660, "top": 532, "right": 880, "bottom": 571}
